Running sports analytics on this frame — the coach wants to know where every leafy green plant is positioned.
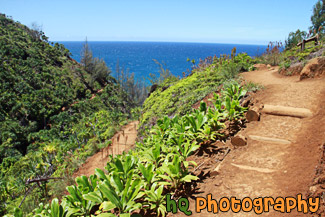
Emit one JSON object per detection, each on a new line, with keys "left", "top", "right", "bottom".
{"left": 97, "top": 171, "right": 143, "bottom": 214}
{"left": 177, "top": 141, "right": 200, "bottom": 163}
{"left": 159, "top": 155, "right": 198, "bottom": 190}
{"left": 141, "top": 143, "right": 164, "bottom": 166}
{"left": 65, "top": 184, "right": 96, "bottom": 216}
{"left": 184, "top": 112, "right": 208, "bottom": 134}
{"left": 197, "top": 125, "right": 218, "bottom": 141}
{"left": 138, "top": 162, "right": 158, "bottom": 190}
{"left": 144, "top": 183, "right": 166, "bottom": 217}
{"left": 105, "top": 155, "right": 139, "bottom": 181}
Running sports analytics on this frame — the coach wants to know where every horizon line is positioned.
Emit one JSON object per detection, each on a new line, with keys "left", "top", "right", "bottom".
{"left": 52, "top": 40, "right": 268, "bottom": 46}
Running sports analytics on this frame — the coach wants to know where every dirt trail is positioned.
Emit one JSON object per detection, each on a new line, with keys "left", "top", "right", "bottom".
{"left": 73, "top": 121, "right": 139, "bottom": 177}
{"left": 174, "top": 67, "right": 325, "bottom": 217}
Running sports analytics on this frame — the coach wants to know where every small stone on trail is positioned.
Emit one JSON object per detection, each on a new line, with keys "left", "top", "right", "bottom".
{"left": 246, "top": 107, "right": 260, "bottom": 122}
{"left": 309, "top": 186, "right": 317, "bottom": 193}
{"left": 231, "top": 134, "right": 247, "bottom": 146}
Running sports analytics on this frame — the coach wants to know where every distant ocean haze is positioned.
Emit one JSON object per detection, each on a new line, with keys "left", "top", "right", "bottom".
{"left": 58, "top": 41, "right": 267, "bottom": 81}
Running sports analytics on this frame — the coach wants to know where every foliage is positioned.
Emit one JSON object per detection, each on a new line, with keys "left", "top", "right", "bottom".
{"left": 271, "top": 0, "right": 325, "bottom": 72}
{"left": 310, "top": 0, "right": 325, "bottom": 35}
{"left": 0, "top": 14, "right": 139, "bottom": 215}
{"left": 10, "top": 80, "right": 250, "bottom": 217}
{"left": 115, "top": 62, "right": 148, "bottom": 106}
{"left": 277, "top": 40, "right": 324, "bottom": 73}
{"left": 1, "top": 13, "right": 253, "bottom": 217}
{"left": 259, "top": 41, "right": 283, "bottom": 66}
{"left": 81, "top": 40, "right": 112, "bottom": 88}
{"left": 285, "top": 29, "right": 308, "bottom": 49}
{"left": 140, "top": 52, "right": 254, "bottom": 132}
{"left": 147, "top": 59, "right": 179, "bottom": 86}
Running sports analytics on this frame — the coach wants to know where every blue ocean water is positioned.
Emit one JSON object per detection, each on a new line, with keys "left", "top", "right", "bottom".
{"left": 59, "top": 41, "right": 267, "bottom": 80}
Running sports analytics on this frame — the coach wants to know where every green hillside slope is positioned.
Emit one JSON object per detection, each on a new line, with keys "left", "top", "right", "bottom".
{"left": 0, "top": 14, "right": 135, "bottom": 214}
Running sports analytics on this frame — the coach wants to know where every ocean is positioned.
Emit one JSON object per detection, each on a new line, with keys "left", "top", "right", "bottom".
{"left": 59, "top": 41, "right": 267, "bottom": 80}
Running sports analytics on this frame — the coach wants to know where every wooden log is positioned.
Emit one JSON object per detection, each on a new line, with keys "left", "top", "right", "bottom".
{"left": 248, "top": 135, "right": 291, "bottom": 145}
{"left": 231, "top": 163, "right": 276, "bottom": 173}
{"left": 262, "top": 104, "right": 313, "bottom": 118}
{"left": 231, "top": 134, "right": 247, "bottom": 146}
{"left": 246, "top": 107, "right": 260, "bottom": 122}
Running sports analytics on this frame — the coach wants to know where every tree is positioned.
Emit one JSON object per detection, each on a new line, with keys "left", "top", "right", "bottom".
{"left": 80, "top": 39, "right": 94, "bottom": 73}
{"left": 310, "top": 0, "right": 325, "bottom": 34}
{"left": 115, "top": 62, "right": 148, "bottom": 105}
{"left": 80, "top": 39, "right": 112, "bottom": 88}
{"left": 148, "top": 59, "right": 178, "bottom": 85}
{"left": 29, "top": 22, "right": 43, "bottom": 40}
{"left": 285, "top": 29, "right": 307, "bottom": 49}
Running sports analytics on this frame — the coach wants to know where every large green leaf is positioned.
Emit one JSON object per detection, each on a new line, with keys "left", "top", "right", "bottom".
{"left": 83, "top": 192, "right": 102, "bottom": 204}
{"left": 98, "top": 181, "right": 121, "bottom": 208}
{"left": 50, "top": 198, "right": 60, "bottom": 217}
{"left": 95, "top": 168, "right": 108, "bottom": 181}
{"left": 180, "top": 174, "right": 199, "bottom": 182}
{"left": 96, "top": 213, "right": 116, "bottom": 217}
{"left": 100, "top": 201, "right": 117, "bottom": 211}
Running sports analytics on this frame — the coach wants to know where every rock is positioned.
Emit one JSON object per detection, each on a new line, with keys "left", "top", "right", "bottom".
{"left": 214, "top": 179, "right": 223, "bottom": 186}
{"left": 231, "top": 134, "right": 247, "bottom": 146}
{"left": 267, "top": 64, "right": 271, "bottom": 68}
{"left": 300, "top": 57, "right": 325, "bottom": 80}
{"left": 309, "top": 185, "right": 317, "bottom": 193}
{"left": 210, "top": 163, "right": 222, "bottom": 176}
{"left": 246, "top": 107, "right": 260, "bottom": 122}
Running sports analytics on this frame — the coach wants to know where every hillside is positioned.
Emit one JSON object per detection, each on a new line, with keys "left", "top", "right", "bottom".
{"left": 140, "top": 52, "right": 256, "bottom": 132}
{"left": 1, "top": 2, "right": 324, "bottom": 216}
{"left": 0, "top": 14, "right": 136, "bottom": 214}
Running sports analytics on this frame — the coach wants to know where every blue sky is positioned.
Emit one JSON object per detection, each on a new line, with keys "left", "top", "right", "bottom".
{"left": 1, "top": 0, "right": 318, "bottom": 45}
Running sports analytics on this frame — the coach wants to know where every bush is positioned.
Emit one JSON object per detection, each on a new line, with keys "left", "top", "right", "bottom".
{"left": 261, "top": 41, "right": 284, "bottom": 66}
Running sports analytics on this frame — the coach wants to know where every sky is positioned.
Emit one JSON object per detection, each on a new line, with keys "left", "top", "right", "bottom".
{"left": 1, "top": 0, "right": 319, "bottom": 45}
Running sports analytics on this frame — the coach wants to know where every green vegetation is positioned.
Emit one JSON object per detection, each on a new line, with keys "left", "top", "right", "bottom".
{"left": 1, "top": 0, "right": 322, "bottom": 216}
{"left": 6, "top": 82, "right": 249, "bottom": 217}
{"left": 257, "top": 41, "right": 283, "bottom": 66}
{"left": 140, "top": 51, "right": 255, "bottom": 131}
{"left": 147, "top": 59, "right": 179, "bottom": 86}
{"left": 0, "top": 14, "right": 140, "bottom": 215}
{"left": 285, "top": 29, "right": 307, "bottom": 50}
{"left": 285, "top": 0, "right": 324, "bottom": 51}
{"left": 0, "top": 13, "right": 255, "bottom": 216}
{"left": 310, "top": 0, "right": 324, "bottom": 35}
{"left": 256, "top": 0, "right": 324, "bottom": 69}
{"left": 282, "top": 42, "right": 323, "bottom": 63}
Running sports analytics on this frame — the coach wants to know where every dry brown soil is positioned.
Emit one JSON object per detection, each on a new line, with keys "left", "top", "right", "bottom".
{"left": 172, "top": 67, "right": 325, "bottom": 217}
{"left": 73, "top": 121, "right": 139, "bottom": 177}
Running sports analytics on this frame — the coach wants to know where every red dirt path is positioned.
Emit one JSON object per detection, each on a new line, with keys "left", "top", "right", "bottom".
{"left": 73, "top": 121, "right": 139, "bottom": 177}
{"left": 172, "top": 67, "right": 325, "bottom": 217}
